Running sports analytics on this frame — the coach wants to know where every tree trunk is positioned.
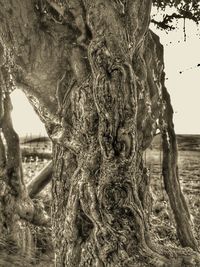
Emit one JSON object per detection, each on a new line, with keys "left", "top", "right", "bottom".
{"left": 0, "top": 0, "right": 199, "bottom": 266}
{"left": 0, "top": 89, "right": 50, "bottom": 260}
{"left": 0, "top": 92, "right": 35, "bottom": 259}
{"left": 161, "top": 83, "right": 198, "bottom": 250}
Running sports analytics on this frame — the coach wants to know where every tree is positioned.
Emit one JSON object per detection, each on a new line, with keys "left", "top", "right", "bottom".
{"left": 0, "top": 0, "right": 199, "bottom": 266}
{"left": 152, "top": 0, "right": 200, "bottom": 30}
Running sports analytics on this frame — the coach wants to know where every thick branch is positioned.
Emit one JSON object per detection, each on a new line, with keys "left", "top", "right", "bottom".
{"left": 1, "top": 94, "right": 26, "bottom": 196}
{"left": 27, "top": 160, "right": 53, "bottom": 198}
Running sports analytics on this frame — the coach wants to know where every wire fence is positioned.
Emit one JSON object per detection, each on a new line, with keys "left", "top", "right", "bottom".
{"left": 20, "top": 134, "right": 52, "bottom": 162}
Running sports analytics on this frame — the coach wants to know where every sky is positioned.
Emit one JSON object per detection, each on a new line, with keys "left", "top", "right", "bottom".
{"left": 11, "top": 90, "right": 48, "bottom": 137}
{"left": 150, "top": 7, "right": 200, "bottom": 135}
{"left": 10, "top": 16, "right": 200, "bottom": 136}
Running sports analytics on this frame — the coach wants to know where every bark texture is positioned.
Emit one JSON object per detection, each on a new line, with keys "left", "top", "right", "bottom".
{"left": 0, "top": 0, "right": 199, "bottom": 266}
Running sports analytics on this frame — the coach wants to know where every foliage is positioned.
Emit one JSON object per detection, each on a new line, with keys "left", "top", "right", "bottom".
{"left": 152, "top": 0, "right": 200, "bottom": 30}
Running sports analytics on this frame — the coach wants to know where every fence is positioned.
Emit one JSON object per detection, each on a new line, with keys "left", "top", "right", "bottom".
{"left": 20, "top": 134, "right": 52, "bottom": 162}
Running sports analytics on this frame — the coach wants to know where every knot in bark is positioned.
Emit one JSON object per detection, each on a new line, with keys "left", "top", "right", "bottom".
{"left": 102, "top": 182, "right": 128, "bottom": 210}
{"left": 15, "top": 196, "right": 35, "bottom": 221}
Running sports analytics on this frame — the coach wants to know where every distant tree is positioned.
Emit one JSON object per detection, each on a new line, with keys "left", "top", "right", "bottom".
{"left": 0, "top": 1, "right": 199, "bottom": 266}
{"left": 152, "top": 0, "right": 200, "bottom": 30}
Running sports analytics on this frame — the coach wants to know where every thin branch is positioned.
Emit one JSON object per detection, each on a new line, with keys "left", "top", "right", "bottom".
{"left": 0, "top": 132, "right": 6, "bottom": 170}
{"left": 46, "top": 0, "right": 66, "bottom": 17}
{"left": 0, "top": 85, "right": 5, "bottom": 170}
{"left": 151, "top": 13, "right": 183, "bottom": 30}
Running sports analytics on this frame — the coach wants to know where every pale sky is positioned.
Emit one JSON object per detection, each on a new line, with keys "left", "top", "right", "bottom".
{"left": 151, "top": 19, "right": 200, "bottom": 134}
{"left": 10, "top": 18, "right": 200, "bottom": 136}
{"left": 11, "top": 90, "right": 48, "bottom": 137}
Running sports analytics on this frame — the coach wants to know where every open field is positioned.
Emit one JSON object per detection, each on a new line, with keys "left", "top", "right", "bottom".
{"left": 151, "top": 134, "right": 200, "bottom": 152}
